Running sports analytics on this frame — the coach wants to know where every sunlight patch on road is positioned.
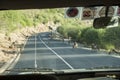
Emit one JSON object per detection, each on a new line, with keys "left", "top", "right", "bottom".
{"left": 80, "top": 47, "right": 92, "bottom": 50}
{"left": 111, "top": 55, "right": 120, "bottom": 58}
{"left": 42, "top": 38, "right": 49, "bottom": 40}
{"left": 60, "top": 54, "right": 108, "bottom": 58}
{"left": 28, "top": 39, "right": 35, "bottom": 41}
{"left": 51, "top": 47, "right": 72, "bottom": 49}
{"left": 45, "top": 41, "right": 67, "bottom": 43}
{"left": 38, "top": 54, "right": 109, "bottom": 60}
{"left": 41, "top": 34, "right": 46, "bottom": 37}
{"left": 27, "top": 42, "right": 46, "bottom": 45}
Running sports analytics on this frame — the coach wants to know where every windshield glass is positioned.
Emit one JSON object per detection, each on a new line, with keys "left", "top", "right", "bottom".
{"left": 0, "top": 6, "right": 120, "bottom": 75}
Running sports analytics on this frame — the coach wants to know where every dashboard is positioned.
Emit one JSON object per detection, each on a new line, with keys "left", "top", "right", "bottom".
{"left": 0, "top": 71, "right": 120, "bottom": 80}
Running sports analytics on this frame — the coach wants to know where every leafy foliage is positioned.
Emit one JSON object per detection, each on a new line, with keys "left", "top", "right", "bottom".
{"left": 57, "top": 21, "right": 120, "bottom": 50}
{"left": 0, "top": 9, "right": 65, "bottom": 33}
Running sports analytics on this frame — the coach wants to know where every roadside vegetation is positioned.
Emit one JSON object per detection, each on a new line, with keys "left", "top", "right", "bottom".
{"left": 57, "top": 24, "right": 120, "bottom": 50}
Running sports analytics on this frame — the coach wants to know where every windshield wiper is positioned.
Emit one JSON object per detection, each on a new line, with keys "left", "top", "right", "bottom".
{"left": 87, "top": 66, "right": 120, "bottom": 70}
{"left": 6, "top": 68, "right": 64, "bottom": 74}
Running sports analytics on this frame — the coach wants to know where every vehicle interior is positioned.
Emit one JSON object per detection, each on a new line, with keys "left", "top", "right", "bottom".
{"left": 0, "top": 0, "right": 120, "bottom": 80}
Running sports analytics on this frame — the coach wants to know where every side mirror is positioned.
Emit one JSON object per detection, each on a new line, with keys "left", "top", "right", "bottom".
{"left": 93, "top": 16, "right": 119, "bottom": 29}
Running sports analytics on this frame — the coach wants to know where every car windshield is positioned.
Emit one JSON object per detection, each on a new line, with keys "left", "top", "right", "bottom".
{"left": 0, "top": 6, "right": 120, "bottom": 75}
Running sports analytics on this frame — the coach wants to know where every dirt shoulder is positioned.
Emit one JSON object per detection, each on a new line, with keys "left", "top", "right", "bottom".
{"left": 0, "top": 24, "right": 49, "bottom": 69}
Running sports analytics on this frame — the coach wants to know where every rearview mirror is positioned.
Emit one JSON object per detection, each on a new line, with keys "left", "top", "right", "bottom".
{"left": 93, "top": 16, "right": 119, "bottom": 29}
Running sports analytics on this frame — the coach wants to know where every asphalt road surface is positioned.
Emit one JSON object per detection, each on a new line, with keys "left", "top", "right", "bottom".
{"left": 4, "top": 32, "right": 120, "bottom": 74}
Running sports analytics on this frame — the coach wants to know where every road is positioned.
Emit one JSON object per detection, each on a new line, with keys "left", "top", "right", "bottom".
{"left": 4, "top": 32, "right": 120, "bottom": 74}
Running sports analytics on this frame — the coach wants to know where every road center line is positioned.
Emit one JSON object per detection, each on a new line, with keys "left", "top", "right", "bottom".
{"left": 39, "top": 36, "right": 74, "bottom": 70}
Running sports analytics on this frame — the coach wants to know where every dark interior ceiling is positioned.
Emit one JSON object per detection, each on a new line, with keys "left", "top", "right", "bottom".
{"left": 0, "top": 0, "right": 120, "bottom": 10}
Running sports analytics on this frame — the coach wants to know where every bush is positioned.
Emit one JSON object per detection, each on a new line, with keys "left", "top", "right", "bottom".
{"left": 81, "top": 28, "right": 100, "bottom": 45}
{"left": 57, "top": 22, "right": 82, "bottom": 40}
{"left": 101, "top": 27, "right": 120, "bottom": 49}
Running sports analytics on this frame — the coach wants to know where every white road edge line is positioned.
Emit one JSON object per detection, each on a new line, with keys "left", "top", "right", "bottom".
{"left": 39, "top": 36, "right": 74, "bottom": 70}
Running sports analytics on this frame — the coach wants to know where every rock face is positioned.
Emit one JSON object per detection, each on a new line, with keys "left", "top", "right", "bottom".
{"left": 0, "top": 24, "right": 49, "bottom": 68}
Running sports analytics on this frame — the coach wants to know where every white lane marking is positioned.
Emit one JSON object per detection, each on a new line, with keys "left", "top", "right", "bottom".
{"left": 34, "top": 35, "right": 38, "bottom": 68}
{"left": 39, "top": 36, "right": 74, "bottom": 70}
